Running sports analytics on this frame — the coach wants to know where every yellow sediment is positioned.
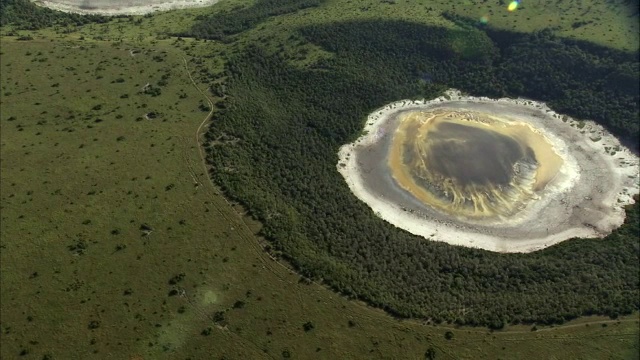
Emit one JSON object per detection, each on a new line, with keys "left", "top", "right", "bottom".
{"left": 388, "top": 110, "right": 563, "bottom": 219}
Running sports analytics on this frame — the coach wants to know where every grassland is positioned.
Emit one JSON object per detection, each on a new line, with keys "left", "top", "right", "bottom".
{"left": 1, "top": 0, "right": 639, "bottom": 359}
{"left": 178, "top": 0, "right": 639, "bottom": 51}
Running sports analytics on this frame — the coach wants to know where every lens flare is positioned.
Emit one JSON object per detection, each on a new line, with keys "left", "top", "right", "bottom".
{"left": 508, "top": 1, "right": 519, "bottom": 11}
{"left": 480, "top": 15, "right": 489, "bottom": 24}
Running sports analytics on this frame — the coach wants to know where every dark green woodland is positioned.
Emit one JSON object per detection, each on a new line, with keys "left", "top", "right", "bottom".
{"left": 187, "top": 1, "right": 639, "bottom": 328}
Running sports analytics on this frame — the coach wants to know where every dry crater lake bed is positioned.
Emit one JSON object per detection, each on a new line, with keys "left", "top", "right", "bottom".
{"left": 338, "top": 90, "right": 639, "bottom": 252}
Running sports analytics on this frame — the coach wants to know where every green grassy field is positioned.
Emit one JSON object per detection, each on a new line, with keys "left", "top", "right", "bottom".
{"left": 1, "top": 0, "right": 639, "bottom": 359}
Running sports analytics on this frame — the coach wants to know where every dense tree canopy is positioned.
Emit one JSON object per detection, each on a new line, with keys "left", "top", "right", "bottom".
{"left": 191, "top": 15, "right": 639, "bottom": 328}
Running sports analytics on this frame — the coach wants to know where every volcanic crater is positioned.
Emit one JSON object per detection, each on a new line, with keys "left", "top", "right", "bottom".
{"left": 338, "top": 90, "right": 639, "bottom": 252}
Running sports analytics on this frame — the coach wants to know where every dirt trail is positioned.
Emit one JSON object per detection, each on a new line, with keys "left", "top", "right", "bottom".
{"left": 181, "top": 57, "right": 291, "bottom": 274}
{"left": 181, "top": 56, "right": 306, "bottom": 300}
{"left": 180, "top": 56, "right": 287, "bottom": 360}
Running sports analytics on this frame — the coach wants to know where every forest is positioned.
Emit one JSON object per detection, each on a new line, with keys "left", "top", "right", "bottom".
{"left": 186, "top": 0, "right": 324, "bottom": 41}
{"left": 4, "top": 0, "right": 637, "bottom": 329}
{"left": 191, "top": 10, "right": 639, "bottom": 327}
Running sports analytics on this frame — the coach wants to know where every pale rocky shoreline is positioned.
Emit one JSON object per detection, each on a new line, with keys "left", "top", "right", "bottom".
{"left": 32, "top": 0, "right": 219, "bottom": 16}
{"left": 337, "top": 89, "right": 639, "bottom": 253}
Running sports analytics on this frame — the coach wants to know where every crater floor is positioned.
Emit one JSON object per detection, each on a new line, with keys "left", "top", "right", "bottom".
{"left": 389, "top": 109, "right": 565, "bottom": 220}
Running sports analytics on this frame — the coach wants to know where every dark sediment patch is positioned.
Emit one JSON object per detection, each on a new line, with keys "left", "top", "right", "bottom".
{"left": 422, "top": 122, "right": 525, "bottom": 186}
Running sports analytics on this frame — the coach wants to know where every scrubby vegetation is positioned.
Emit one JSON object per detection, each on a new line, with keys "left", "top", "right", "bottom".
{"left": 192, "top": 16, "right": 639, "bottom": 327}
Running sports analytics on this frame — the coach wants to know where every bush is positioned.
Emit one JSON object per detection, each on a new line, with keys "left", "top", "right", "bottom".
{"left": 303, "top": 321, "right": 315, "bottom": 332}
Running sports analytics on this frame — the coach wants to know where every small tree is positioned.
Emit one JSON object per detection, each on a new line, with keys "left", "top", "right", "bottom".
{"left": 425, "top": 347, "right": 436, "bottom": 360}
{"left": 212, "top": 311, "right": 225, "bottom": 324}
{"left": 303, "top": 321, "right": 315, "bottom": 332}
